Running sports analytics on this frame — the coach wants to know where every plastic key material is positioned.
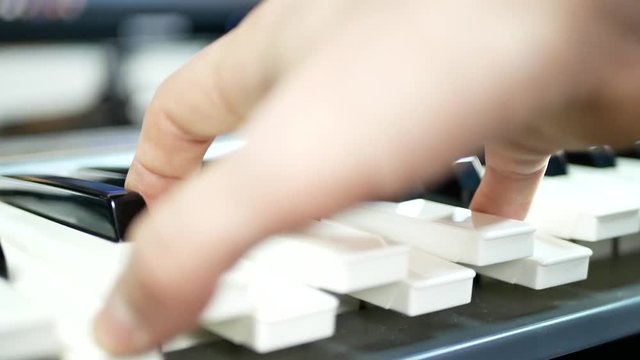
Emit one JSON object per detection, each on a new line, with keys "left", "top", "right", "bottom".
{"left": 470, "top": 232, "right": 593, "bottom": 289}
{"left": 0, "top": 175, "right": 145, "bottom": 242}
{"left": 334, "top": 199, "right": 535, "bottom": 266}
{"left": 202, "top": 260, "right": 339, "bottom": 354}
{"left": 0, "top": 278, "right": 60, "bottom": 360}
{"left": 349, "top": 247, "right": 475, "bottom": 316}
{"left": 244, "top": 220, "right": 409, "bottom": 293}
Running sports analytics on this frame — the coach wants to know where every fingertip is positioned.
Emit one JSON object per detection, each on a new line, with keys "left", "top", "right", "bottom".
{"left": 94, "top": 290, "right": 154, "bottom": 355}
{"left": 125, "top": 158, "right": 182, "bottom": 206}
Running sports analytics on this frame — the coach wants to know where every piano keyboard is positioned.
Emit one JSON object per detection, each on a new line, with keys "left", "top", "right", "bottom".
{"left": 1, "top": 129, "right": 640, "bottom": 360}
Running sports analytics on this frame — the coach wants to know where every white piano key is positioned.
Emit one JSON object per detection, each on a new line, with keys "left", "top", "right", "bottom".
{"left": 199, "top": 266, "right": 254, "bottom": 323}
{"left": 0, "top": 277, "right": 60, "bottom": 360}
{"left": 0, "top": 199, "right": 343, "bottom": 355}
{"left": 203, "top": 260, "right": 338, "bottom": 354}
{"left": 470, "top": 233, "right": 593, "bottom": 289}
{"left": 161, "top": 330, "right": 220, "bottom": 354}
{"left": 4, "top": 240, "right": 162, "bottom": 360}
{"left": 615, "top": 157, "right": 640, "bottom": 180}
{"left": 243, "top": 220, "right": 409, "bottom": 293}
{"left": 526, "top": 178, "right": 640, "bottom": 241}
{"left": 459, "top": 153, "right": 640, "bottom": 242}
{"left": 560, "top": 162, "right": 640, "bottom": 202}
{"left": 333, "top": 199, "right": 535, "bottom": 266}
{"left": 0, "top": 201, "right": 257, "bottom": 327}
{"left": 565, "top": 157, "right": 640, "bottom": 184}
{"left": 349, "top": 248, "right": 475, "bottom": 316}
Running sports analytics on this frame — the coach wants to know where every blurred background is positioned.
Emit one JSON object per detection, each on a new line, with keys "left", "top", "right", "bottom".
{"left": 0, "top": 0, "right": 257, "bottom": 157}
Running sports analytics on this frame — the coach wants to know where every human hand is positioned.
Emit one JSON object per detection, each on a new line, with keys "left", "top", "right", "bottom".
{"left": 94, "top": 0, "right": 640, "bottom": 354}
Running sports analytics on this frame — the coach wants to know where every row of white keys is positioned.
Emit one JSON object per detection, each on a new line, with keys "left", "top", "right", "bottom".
{"left": 0, "top": 154, "right": 597, "bottom": 355}
{"left": 470, "top": 232, "right": 593, "bottom": 290}
{"left": 1, "top": 195, "right": 473, "bottom": 354}
{"left": 333, "top": 198, "right": 535, "bottom": 266}
{"left": 531, "top": 149, "right": 640, "bottom": 242}
{"left": 449, "top": 155, "right": 640, "bottom": 242}
{"left": 175, "top": 218, "right": 412, "bottom": 353}
{"left": 0, "top": 202, "right": 163, "bottom": 360}
{"left": 0, "top": 195, "right": 486, "bottom": 353}
{"left": 0, "top": 201, "right": 338, "bottom": 355}
{"left": 243, "top": 220, "right": 410, "bottom": 294}
{"left": 243, "top": 219, "right": 476, "bottom": 318}
{"left": 526, "top": 178, "right": 640, "bottom": 241}
{"left": 556, "top": 153, "right": 640, "bottom": 255}
{"left": 332, "top": 198, "right": 593, "bottom": 290}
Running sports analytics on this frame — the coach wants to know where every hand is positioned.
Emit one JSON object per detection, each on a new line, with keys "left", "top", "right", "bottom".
{"left": 94, "top": 0, "right": 640, "bottom": 354}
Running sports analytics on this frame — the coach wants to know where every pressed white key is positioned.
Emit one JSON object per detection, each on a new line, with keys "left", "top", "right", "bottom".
{"left": 470, "top": 232, "right": 593, "bottom": 289}
{"left": 350, "top": 248, "right": 475, "bottom": 316}
{"left": 0, "top": 200, "right": 311, "bottom": 356}
{"left": 202, "top": 260, "right": 338, "bottom": 354}
{"left": 0, "top": 276, "right": 59, "bottom": 360}
{"left": 459, "top": 153, "right": 640, "bottom": 242}
{"left": 527, "top": 178, "right": 640, "bottom": 241}
{"left": 243, "top": 220, "right": 409, "bottom": 293}
{"left": 333, "top": 199, "right": 535, "bottom": 266}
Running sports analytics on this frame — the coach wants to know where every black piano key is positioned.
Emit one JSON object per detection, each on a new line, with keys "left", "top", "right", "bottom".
{"left": 424, "top": 176, "right": 467, "bottom": 207}
{"left": 424, "top": 157, "right": 482, "bottom": 208}
{"left": 76, "top": 160, "right": 216, "bottom": 188}
{"left": 87, "top": 167, "right": 129, "bottom": 175}
{"left": 395, "top": 186, "right": 428, "bottom": 202}
{"left": 0, "top": 241, "right": 7, "bottom": 280}
{"left": 617, "top": 141, "right": 640, "bottom": 159}
{"left": 564, "top": 145, "right": 616, "bottom": 168}
{"left": 0, "top": 175, "right": 146, "bottom": 242}
{"left": 544, "top": 152, "right": 569, "bottom": 176}
{"left": 453, "top": 157, "right": 482, "bottom": 207}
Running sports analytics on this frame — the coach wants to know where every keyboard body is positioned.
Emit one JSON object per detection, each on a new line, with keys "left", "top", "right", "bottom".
{"left": 2, "top": 126, "right": 640, "bottom": 360}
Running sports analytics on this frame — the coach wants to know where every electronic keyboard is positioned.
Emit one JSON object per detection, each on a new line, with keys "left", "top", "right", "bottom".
{"left": 1, "top": 126, "right": 640, "bottom": 360}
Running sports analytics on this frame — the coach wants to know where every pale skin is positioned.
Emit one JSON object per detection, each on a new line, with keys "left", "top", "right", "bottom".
{"left": 93, "top": 0, "right": 640, "bottom": 355}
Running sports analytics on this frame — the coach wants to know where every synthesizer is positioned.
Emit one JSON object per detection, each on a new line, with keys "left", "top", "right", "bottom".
{"left": 1, "top": 126, "right": 640, "bottom": 360}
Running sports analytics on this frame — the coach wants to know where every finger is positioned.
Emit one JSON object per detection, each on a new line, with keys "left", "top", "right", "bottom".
{"left": 125, "top": 9, "right": 276, "bottom": 204}
{"left": 470, "top": 142, "right": 551, "bottom": 220}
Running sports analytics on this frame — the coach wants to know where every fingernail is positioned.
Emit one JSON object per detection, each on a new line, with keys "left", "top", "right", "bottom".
{"left": 94, "top": 292, "right": 152, "bottom": 355}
